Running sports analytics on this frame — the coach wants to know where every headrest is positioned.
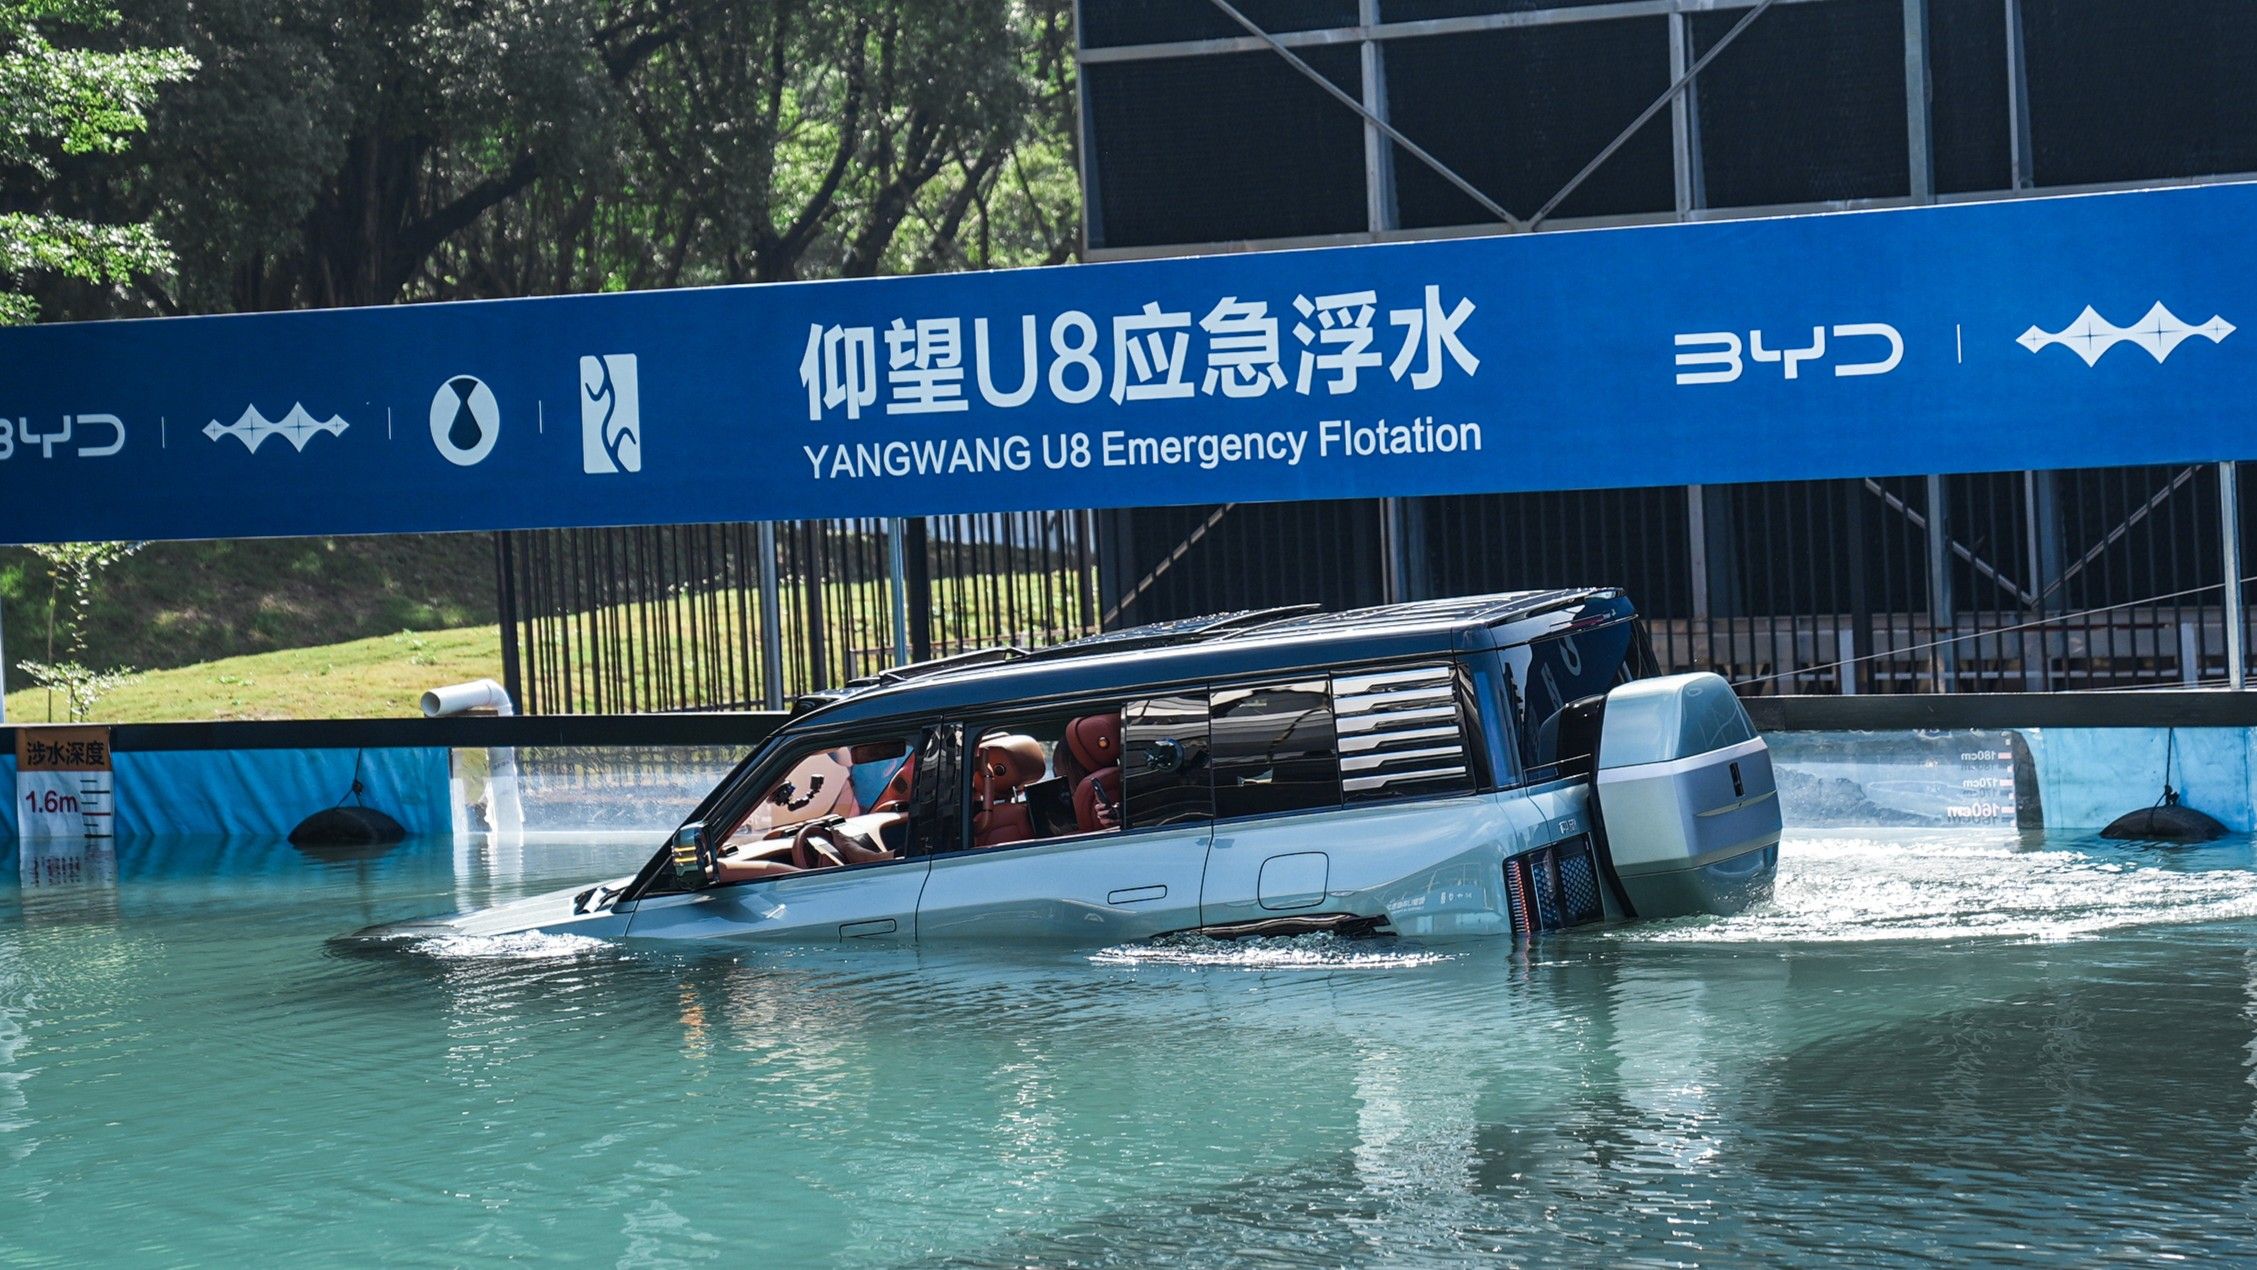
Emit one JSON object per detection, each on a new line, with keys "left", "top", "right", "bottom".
{"left": 974, "top": 734, "right": 1047, "bottom": 799}
{"left": 1064, "top": 713, "right": 1122, "bottom": 774}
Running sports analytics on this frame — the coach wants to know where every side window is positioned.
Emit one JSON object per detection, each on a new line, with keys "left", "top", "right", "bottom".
{"left": 706, "top": 733, "right": 919, "bottom": 881}
{"left": 1122, "top": 693, "right": 1212, "bottom": 828}
{"left": 1211, "top": 680, "right": 1339, "bottom": 818}
{"left": 1334, "top": 665, "right": 1474, "bottom": 803}
{"left": 968, "top": 708, "right": 1126, "bottom": 849}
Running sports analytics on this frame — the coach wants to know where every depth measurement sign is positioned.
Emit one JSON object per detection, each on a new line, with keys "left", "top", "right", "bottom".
{"left": 15, "top": 725, "right": 115, "bottom": 845}
{"left": 3, "top": 182, "right": 2256, "bottom": 544}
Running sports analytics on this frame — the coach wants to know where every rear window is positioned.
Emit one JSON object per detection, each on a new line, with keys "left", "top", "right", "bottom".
{"left": 1506, "top": 621, "right": 1638, "bottom": 771}
{"left": 1333, "top": 665, "right": 1474, "bottom": 803}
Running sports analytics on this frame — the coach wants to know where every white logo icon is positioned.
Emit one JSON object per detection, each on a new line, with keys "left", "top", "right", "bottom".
{"left": 204, "top": 403, "right": 346, "bottom": 453}
{"left": 0, "top": 413, "right": 124, "bottom": 462}
{"left": 2018, "top": 302, "right": 2234, "bottom": 366}
{"left": 430, "top": 375, "right": 499, "bottom": 466}
{"left": 1674, "top": 324, "right": 1903, "bottom": 385}
{"left": 580, "top": 354, "right": 641, "bottom": 474}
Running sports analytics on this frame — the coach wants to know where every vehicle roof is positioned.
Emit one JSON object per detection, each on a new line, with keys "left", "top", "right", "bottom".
{"left": 791, "top": 587, "right": 1633, "bottom": 732}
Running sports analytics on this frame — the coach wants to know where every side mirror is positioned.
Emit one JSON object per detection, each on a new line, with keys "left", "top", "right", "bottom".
{"left": 669, "top": 821, "right": 714, "bottom": 884}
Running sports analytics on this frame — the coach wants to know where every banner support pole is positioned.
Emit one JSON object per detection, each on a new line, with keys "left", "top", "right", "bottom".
{"left": 758, "top": 522, "right": 785, "bottom": 710}
{"left": 2222, "top": 461, "right": 2244, "bottom": 690}
{"left": 887, "top": 519, "right": 912, "bottom": 668}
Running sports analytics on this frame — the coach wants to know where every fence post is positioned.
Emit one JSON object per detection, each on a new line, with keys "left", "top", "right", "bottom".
{"left": 494, "top": 532, "right": 523, "bottom": 714}
{"left": 757, "top": 520, "right": 784, "bottom": 709}
{"left": 888, "top": 517, "right": 912, "bottom": 667}
{"left": 1844, "top": 479, "right": 1871, "bottom": 693}
{"left": 1925, "top": 474, "right": 1954, "bottom": 692}
{"left": 906, "top": 518, "right": 933, "bottom": 661}
{"left": 2223, "top": 460, "right": 2245, "bottom": 690}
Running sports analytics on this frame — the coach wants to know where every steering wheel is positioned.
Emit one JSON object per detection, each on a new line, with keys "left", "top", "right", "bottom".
{"left": 790, "top": 821, "right": 849, "bottom": 871}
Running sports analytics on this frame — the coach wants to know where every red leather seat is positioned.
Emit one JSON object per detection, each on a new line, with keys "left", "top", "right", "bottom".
{"left": 1064, "top": 713, "right": 1123, "bottom": 834}
{"left": 973, "top": 735, "right": 1047, "bottom": 848}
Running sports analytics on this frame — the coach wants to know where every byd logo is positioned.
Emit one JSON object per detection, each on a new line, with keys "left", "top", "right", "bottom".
{"left": 0, "top": 414, "right": 125, "bottom": 461}
{"left": 1674, "top": 324, "right": 1904, "bottom": 385}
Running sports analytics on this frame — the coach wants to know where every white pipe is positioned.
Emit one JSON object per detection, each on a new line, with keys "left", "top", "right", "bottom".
{"left": 421, "top": 678, "right": 515, "bottom": 719}
{"left": 421, "top": 679, "right": 522, "bottom": 843}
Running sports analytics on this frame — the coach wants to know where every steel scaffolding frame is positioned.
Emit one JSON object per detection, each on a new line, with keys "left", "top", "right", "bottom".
{"left": 1077, "top": 0, "right": 2257, "bottom": 262}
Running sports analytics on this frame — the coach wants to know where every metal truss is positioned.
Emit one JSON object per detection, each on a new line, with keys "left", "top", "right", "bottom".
{"left": 1082, "top": 0, "right": 2257, "bottom": 261}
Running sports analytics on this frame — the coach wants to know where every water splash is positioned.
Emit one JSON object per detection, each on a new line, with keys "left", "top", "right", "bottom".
{"left": 417, "top": 931, "right": 616, "bottom": 961}
{"left": 1092, "top": 932, "right": 1454, "bottom": 970}
{"left": 1623, "top": 830, "right": 2257, "bottom": 944}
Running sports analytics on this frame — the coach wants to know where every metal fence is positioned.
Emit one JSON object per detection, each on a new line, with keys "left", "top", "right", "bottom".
{"left": 498, "top": 512, "right": 1099, "bottom": 714}
{"left": 1100, "top": 464, "right": 2254, "bottom": 696}
{"left": 497, "top": 466, "right": 2250, "bottom": 712}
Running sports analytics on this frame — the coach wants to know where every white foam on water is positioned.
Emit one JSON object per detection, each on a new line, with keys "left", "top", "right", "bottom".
{"left": 1091, "top": 932, "right": 1454, "bottom": 970}
{"left": 1621, "top": 830, "right": 2257, "bottom": 944}
{"left": 418, "top": 930, "right": 615, "bottom": 960}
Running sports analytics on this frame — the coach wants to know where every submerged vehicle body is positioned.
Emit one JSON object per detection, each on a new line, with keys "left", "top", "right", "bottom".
{"left": 368, "top": 590, "right": 1780, "bottom": 947}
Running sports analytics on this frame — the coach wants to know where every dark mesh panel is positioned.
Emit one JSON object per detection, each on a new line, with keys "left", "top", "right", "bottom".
{"left": 1420, "top": 488, "right": 1692, "bottom": 615}
{"left": 1382, "top": 0, "right": 1645, "bottom": 19}
{"left": 1556, "top": 840, "right": 1603, "bottom": 925}
{"left": 2022, "top": 0, "right": 2257, "bottom": 186}
{"left": 1102, "top": 501, "right": 1386, "bottom": 627}
{"left": 1711, "top": 480, "right": 1924, "bottom": 618}
{"left": 1693, "top": 0, "right": 1909, "bottom": 207}
{"left": 1386, "top": 17, "right": 1674, "bottom": 226}
{"left": 1086, "top": 49, "right": 1367, "bottom": 249}
{"left": 1928, "top": 0, "right": 2011, "bottom": 195}
{"left": 1081, "top": 0, "right": 1358, "bottom": 49}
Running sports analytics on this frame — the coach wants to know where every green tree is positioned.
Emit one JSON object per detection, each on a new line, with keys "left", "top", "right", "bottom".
{"left": 25, "top": 0, "right": 1076, "bottom": 319}
{"left": 17, "top": 539, "right": 141, "bottom": 720}
{"left": 0, "top": 0, "right": 191, "bottom": 323}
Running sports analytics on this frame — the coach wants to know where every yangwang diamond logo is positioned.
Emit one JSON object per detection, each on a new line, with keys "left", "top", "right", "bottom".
{"left": 2018, "top": 302, "right": 2234, "bottom": 367}
{"left": 204, "top": 404, "right": 347, "bottom": 454}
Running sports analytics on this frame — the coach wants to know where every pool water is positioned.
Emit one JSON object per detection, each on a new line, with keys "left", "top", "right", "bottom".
{"left": 6, "top": 829, "right": 2257, "bottom": 1265}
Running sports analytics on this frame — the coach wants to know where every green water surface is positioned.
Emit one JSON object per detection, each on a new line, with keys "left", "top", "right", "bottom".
{"left": 5, "top": 829, "right": 2257, "bottom": 1266}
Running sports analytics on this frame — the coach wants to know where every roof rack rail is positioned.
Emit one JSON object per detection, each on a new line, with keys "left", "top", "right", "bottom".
{"left": 852, "top": 644, "right": 1029, "bottom": 689}
{"left": 790, "top": 644, "right": 1030, "bottom": 716}
{"left": 879, "top": 643, "right": 1028, "bottom": 683}
{"left": 1017, "top": 604, "right": 1326, "bottom": 662}
{"left": 1197, "top": 603, "right": 1324, "bottom": 635}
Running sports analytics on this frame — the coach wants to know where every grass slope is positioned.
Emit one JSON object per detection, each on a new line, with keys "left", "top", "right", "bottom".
{"left": 0, "top": 534, "right": 497, "bottom": 679}
{"left": 3, "top": 627, "right": 502, "bottom": 723}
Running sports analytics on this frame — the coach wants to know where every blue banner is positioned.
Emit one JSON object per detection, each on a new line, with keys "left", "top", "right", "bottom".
{"left": 2, "top": 182, "right": 2254, "bottom": 544}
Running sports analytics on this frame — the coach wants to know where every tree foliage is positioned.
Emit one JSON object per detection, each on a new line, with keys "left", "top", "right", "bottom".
{"left": 17, "top": 539, "right": 141, "bottom": 720}
{"left": 0, "top": 0, "right": 193, "bottom": 323}
{"left": 14, "top": 0, "right": 1079, "bottom": 319}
